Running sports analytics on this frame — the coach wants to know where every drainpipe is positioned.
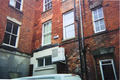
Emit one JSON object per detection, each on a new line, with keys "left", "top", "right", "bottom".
{"left": 79, "top": 0, "right": 84, "bottom": 50}
{"left": 79, "top": 0, "right": 88, "bottom": 80}
{"left": 66, "top": 55, "right": 68, "bottom": 73}
{"left": 74, "top": 0, "right": 83, "bottom": 80}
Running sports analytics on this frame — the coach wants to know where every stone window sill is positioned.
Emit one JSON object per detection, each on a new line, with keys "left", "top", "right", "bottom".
{"left": 62, "top": 37, "right": 76, "bottom": 42}
{"left": 42, "top": 8, "right": 52, "bottom": 14}
{"left": 9, "top": 5, "right": 23, "bottom": 14}
{"left": 61, "top": 0, "right": 67, "bottom": 3}
{"left": 35, "top": 65, "right": 55, "bottom": 71}
{"left": 93, "top": 30, "right": 107, "bottom": 36}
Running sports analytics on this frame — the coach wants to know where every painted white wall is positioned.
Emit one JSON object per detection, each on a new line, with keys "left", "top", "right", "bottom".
{"left": 30, "top": 46, "right": 59, "bottom": 76}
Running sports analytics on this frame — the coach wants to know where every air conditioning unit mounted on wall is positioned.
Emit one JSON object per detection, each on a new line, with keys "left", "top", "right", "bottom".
{"left": 52, "top": 47, "right": 65, "bottom": 63}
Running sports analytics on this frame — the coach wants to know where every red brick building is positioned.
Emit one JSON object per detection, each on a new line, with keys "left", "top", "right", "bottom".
{"left": 81, "top": 0, "right": 119, "bottom": 80}
{"left": 31, "top": 0, "right": 82, "bottom": 77}
{"left": 31, "top": 0, "right": 119, "bottom": 80}
{"left": 0, "top": 0, "right": 35, "bottom": 79}
{"left": 0, "top": 0, "right": 119, "bottom": 80}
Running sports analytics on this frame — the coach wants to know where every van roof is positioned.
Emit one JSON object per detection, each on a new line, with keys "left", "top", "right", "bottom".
{"left": 13, "top": 74, "right": 79, "bottom": 79}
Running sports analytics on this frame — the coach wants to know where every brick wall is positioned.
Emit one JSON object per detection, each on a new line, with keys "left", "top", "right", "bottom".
{"left": 32, "top": 0, "right": 119, "bottom": 79}
{"left": 33, "top": 0, "right": 82, "bottom": 75}
{"left": 0, "top": 0, "right": 35, "bottom": 54}
{"left": 81, "top": 0, "right": 119, "bottom": 79}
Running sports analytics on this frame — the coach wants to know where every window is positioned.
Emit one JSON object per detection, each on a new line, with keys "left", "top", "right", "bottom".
{"left": 42, "top": 20, "right": 52, "bottom": 46}
{"left": 62, "top": 0, "right": 66, "bottom": 1}
{"left": 43, "top": 0, "right": 52, "bottom": 11}
{"left": 99, "top": 59, "right": 117, "bottom": 80}
{"left": 92, "top": 7, "right": 106, "bottom": 33}
{"left": 9, "top": 0, "right": 23, "bottom": 10}
{"left": 63, "top": 10, "right": 75, "bottom": 39}
{"left": 3, "top": 21, "right": 19, "bottom": 47}
{"left": 37, "top": 56, "right": 52, "bottom": 67}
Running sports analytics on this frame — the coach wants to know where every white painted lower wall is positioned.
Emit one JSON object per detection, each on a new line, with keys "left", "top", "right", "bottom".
{"left": 33, "top": 64, "right": 57, "bottom": 76}
{"left": 30, "top": 46, "right": 59, "bottom": 76}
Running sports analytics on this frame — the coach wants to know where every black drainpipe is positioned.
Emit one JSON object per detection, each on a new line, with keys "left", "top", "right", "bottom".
{"left": 66, "top": 55, "right": 68, "bottom": 73}
{"left": 79, "top": 0, "right": 88, "bottom": 80}
{"left": 74, "top": 0, "right": 83, "bottom": 80}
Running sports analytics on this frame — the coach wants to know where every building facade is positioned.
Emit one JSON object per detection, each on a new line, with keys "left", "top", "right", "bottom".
{"left": 31, "top": 0, "right": 81, "bottom": 76}
{"left": 0, "top": 0, "right": 35, "bottom": 79}
{"left": 81, "top": 0, "right": 119, "bottom": 80}
{"left": 31, "top": 0, "right": 119, "bottom": 80}
{"left": 0, "top": 0, "right": 119, "bottom": 80}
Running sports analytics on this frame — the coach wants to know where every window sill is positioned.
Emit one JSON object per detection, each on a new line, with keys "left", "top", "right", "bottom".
{"left": 93, "top": 30, "right": 107, "bottom": 36}
{"left": 42, "top": 43, "right": 51, "bottom": 47}
{"left": 0, "top": 44, "right": 19, "bottom": 51}
{"left": 35, "top": 65, "right": 55, "bottom": 71}
{"left": 42, "top": 8, "right": 52, "bottom": 14}
{"left": 9, "top": 5, "right": 23, "bottom": 14}
{"left": 62, "top": 37, "right": 76, "bottom": 42}
{"left": 61, "top": 0, "right": 67, "bottom": 3}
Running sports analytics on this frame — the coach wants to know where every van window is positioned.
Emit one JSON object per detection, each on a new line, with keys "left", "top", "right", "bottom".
{"left": 21, "top": 78, "right": 55, "bottom": 80}
{"left": 34, "top": 79, "right": 55, "bottom": 80}
{"left": 64, "top": 76, "right": 81, "bottom": 80}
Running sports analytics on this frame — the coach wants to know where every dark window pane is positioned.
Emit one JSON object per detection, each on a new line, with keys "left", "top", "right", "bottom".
{"left": 102, "top": 61, "right": 111, "bottom": 64}
{"left": 50, "top": 2, "right": 52, "bottom": 7}
{"left": 45, "top": 56, "right": 52, "bottom": 65}
{"left": 17, "top": 0, "right": 21, "bottom": 2}
{"left": 3, "top": 33, "right": 10, "bottom": 44}
{"left": 16, "top": 2, "right": 21, "bottom": 10}
{"left": 48, "top": 3, "right": 51, "bottom": 9}
{"left": 10, "top": 35, "right": 17, "bottom": 46}
{"left": 6, "top": 22, "right": 12, "bottom": 32}
{"left": 102, "top": 65, "right": 115, "bottom": 80}
{"left": 38, "top": 59, "right": 43, "bottom": 67}
{"left": 45, "top": 5, "right": 47, "bottom": 10}
{"left": 45, "top": 0, "right": 47, "bottom": 3}
{"left": 13, "top": 24, "right": 18, "bottom": 35}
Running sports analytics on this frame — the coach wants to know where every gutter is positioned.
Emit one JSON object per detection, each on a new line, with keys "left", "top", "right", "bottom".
{"left": 74, "top": 0, "right": 83, "bottom": 79}
{"left": 79, "top": 0, "right": 88, "bottom": 80}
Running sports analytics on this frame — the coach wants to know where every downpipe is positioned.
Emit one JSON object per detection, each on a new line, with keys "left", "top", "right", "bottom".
{"left": 74, "top": 0, "right": 83, "bottom": 80}
{"left": 79, "top": 0, "right": 88, "bottom": 80}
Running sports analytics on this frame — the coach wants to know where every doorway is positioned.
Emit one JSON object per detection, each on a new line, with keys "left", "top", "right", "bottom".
{"left": 99, "top": 59, "right": 117, "bottom": 80}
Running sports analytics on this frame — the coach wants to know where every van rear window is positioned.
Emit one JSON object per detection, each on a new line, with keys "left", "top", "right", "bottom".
{"left": 20, "top": 78, "right": 55, "bottom": 80}
{"left": 64, "top": 76, "right": 81, "bottom": 80}
{"left": 33, "top": 79, "right": 55, "bottom": 80}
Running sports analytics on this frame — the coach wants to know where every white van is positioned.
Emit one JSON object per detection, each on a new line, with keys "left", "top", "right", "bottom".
{"left": 12, "top": 74, "right": 81, "bottom": 80}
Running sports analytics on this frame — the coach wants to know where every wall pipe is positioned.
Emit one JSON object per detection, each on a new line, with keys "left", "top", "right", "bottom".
{"left": 79, "top": 0, "right": 84, "bottom": 50}
{"left": 74, "top": 0, "right": 83, "bottom": 80}
{"left": 79, "top": 0, "right": 88, "bottom": 80}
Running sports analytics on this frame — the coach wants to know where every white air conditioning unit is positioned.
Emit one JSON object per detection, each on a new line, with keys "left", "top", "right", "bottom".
{"left": 52, "top": 47, "right": 65, "bottom": 63}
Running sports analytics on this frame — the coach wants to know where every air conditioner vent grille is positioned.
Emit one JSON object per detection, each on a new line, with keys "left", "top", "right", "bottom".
{"left": 52, "top": 49, "right": 58, "bottom": 58}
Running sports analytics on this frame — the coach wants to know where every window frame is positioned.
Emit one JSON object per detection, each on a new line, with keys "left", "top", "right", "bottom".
{"left": 43, "top": 0, "right": 52, "bottom": 12}
{"left": 42, "top": 20, "right": 52, "bottom": 46}
{"left": 37, "top": 56, "right": 52, "bottom": 67}
{"left": 9, "top": 0, "right": 23, "bottom": 11}
{"left": 62, "top": 0, "right": 66, "bottom": 2}
{"left": 3, "top": 20, "right": 20, "bottom": 48}
{"left": 99, "top": 59, "right": 117, "bottom": 80}
{"left": 63, "top": 10, "right": 75, "bottom": 40}
{"left": 92, "top": 7, "right": 106, "bottom": 33}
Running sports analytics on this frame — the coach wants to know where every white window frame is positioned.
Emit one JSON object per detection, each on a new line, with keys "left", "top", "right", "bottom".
{"left": 37, "top": 56, "right": 52, "bottom": 67}
{"left": 37, "top": 58, "right": 45, "bottom": 67}
{"left": 63, "top": 10, "right": 75, "bottom": 40}
{"left": 9, "top": 0, "right": 23, "bottom": 11}
{"left": 92, "top": 7, "right": 106, "bottom": 33}
{"left": 62, "top": 0, "right": 66, "bottom": 1}
{"left": 3, "top": 20, "right": 20, "bottom": 48}
{"left": 99, "top": 59, "right": 117, "bottom": 80}
{"left": 43, "top": 0, "right": 52, "bottom": 11}
{"left": 42, "top": 20, "right": 52, "bottom": 46}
